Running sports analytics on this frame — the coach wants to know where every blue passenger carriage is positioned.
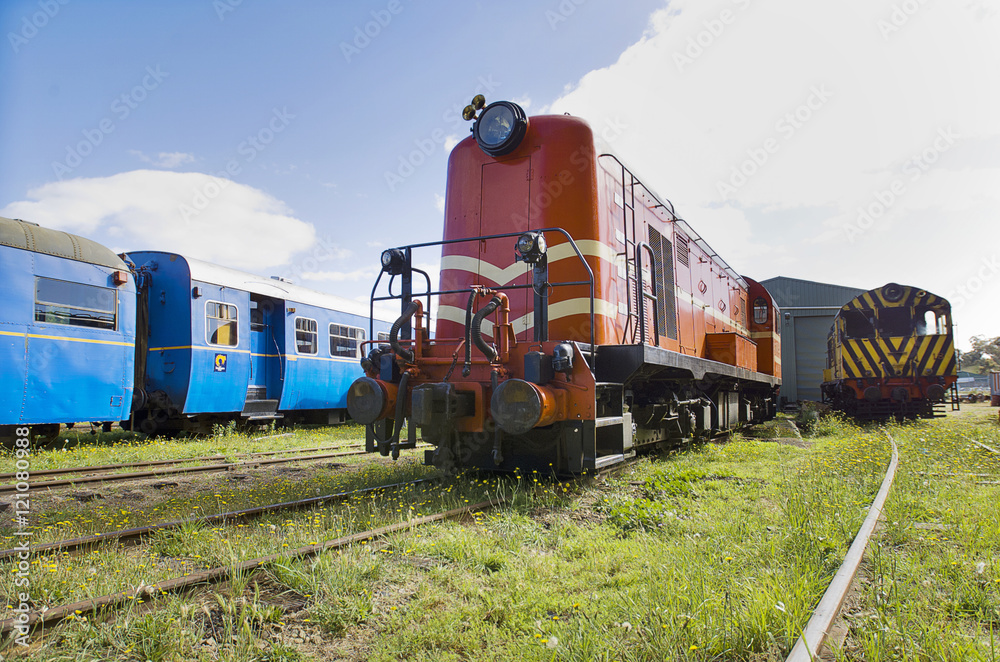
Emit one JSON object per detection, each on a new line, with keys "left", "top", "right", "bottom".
{"left": 0, "top": 216, "right": 136, "bottom": 442}
{"left": 124, "top": 251, "right": 390, "bottom": 435}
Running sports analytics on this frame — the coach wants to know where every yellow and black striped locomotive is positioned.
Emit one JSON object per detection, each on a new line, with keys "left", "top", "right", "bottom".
{"left": 821, "top": 283, "right": 957, "bottom": 419}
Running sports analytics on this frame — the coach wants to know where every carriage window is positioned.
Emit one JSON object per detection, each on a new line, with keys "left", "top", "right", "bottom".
{"left": 774, "top": 309, "right": 781, "bottom": 336}
{"left": 843, "top": 309, "right": 876, "bottom": 338}
{"left": 34, "top": 277, "right": 117, "bottom": 330}
{"left": 877, "top": 307, "right": 913, "bottom": 337}
{"left": 377, "top": 331, "right": 391, "bottom": 343}
{"left": 206, "top": 301, "right": 238, "bottom": 346}
{"left": 295, "top": 317, "right": 318, "bottom": 354}
{"left": 753, "top": 297, "right": 768, "bottom": 324}
{"left": 330, "top": 324, "right": 365, "bottom": 358}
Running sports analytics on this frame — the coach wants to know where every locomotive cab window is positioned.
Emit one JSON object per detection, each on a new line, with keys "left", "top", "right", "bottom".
{"left": 295, "top": 318, "right": 318, "bottom": 354}
{"left": 330, "top": 323, "right": 365, "bottom": 358}
{"left": 843, "top": 309, "right": 876, "bottom": 339}
{"left": 206, "top": 302, "right": 238, "bottom": 346}
{"left": 915, "top": 305, "right": 948, "bottom": 335}
{"left": 753, "top": 297, "right": 768, "bottom": 325}
{"left": 877, "top": 307, "right": 913, "bottom": 337}
{"left": 34, "top": 277, "right": 117, "bottom": 330}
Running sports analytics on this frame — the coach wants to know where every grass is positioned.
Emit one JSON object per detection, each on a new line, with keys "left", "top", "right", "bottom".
{"left": 830, "top": 404, "right": 1000, "bottom": 661}
{"left": 0, "top": 423, "right": 368, "bottom": 475}
{"left": 4, "top": 410, "right": 999, "bottom": 660}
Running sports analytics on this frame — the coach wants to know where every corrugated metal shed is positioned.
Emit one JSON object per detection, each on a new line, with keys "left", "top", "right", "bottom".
{"left": 760, "top": 276, "right": 865, "bottom": 404}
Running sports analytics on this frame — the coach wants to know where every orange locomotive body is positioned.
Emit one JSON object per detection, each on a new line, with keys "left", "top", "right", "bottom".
{"left": 348, "top": 98, "right": 781, "bottom": 474}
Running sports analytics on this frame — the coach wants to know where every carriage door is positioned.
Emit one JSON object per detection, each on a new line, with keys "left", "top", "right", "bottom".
{"left": 249, "top": 295, "right": 271, "bottom": 401}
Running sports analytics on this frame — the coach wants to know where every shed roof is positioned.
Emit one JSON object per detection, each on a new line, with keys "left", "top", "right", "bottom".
{"left": 759, "top": 276, "right": 865, "bottom": 310}
{"left": 0, "top": 216, "right": 126, "bottom": 269}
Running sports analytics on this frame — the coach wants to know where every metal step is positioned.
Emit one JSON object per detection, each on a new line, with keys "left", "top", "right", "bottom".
{"left": 242, "top": 399, "right": 279, "bottom": 417}
{"left": 594, "top": 454, "right": 625, "bottom": 469}
{"left": 596, "top": 416, "right": 624, "bottom": 428}
{"left": 593, "top": 451, "right": 636, "bottom": 470}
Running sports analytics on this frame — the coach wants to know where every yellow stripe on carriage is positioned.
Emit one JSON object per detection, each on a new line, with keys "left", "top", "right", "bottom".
{"left": 0, "top": 329, "right": 135, "bottom": 347}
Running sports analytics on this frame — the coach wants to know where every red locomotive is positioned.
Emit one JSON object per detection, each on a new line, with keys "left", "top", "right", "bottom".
{"left": 348, "top": 96, "right": 781, "bottom": 473}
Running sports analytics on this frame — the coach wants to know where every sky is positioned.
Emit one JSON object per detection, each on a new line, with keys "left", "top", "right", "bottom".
{"left": 1, "top": 0, "right": 998, "bottom": 352}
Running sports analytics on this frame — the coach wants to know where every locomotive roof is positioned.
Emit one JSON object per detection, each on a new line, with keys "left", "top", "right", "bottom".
{"left": 0, "top": 216, "right": 127, "bottom": 269}
{"left": 128, "top": 251, "right": 389, "bottom": 321}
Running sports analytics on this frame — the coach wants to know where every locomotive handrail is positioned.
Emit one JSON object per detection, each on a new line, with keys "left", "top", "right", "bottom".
{"left": 635, "top": 241, "right": 660, "bottom": 347}
{"left": 370, "top": 228, "right": 596, "bottom": 351}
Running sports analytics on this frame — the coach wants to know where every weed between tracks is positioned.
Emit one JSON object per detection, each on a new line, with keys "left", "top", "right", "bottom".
{"left": 3, "top": 411, "right": 997, "bottom": 660}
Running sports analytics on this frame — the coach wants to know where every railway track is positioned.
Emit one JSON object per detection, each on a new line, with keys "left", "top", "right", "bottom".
{"left": 0, "top": 448, "right": 370, "bottom": 494}
{"left": 785, "top": 432, "right": 899, "bottom": 661}
{"left": 0, "top": 477, "right": 438, "bottom": 561}
{"left": 0, "top": 441, "right": 365, "bottom": 482}
{"left": 0, "top": 497, "right": 504, "bottom": 635}
{"left": 0, "top": 440, "right": 432, "bottom": 494}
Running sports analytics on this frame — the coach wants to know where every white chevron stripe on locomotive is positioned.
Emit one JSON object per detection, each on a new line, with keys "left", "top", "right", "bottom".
{"left": 439, "top": 240, "right": 618, "bottom": 287}
{"left": 437, "top": 297, "right": 618, "bottom": 337}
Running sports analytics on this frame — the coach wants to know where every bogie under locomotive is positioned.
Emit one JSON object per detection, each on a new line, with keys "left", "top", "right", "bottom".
{"left": 348, "top": 97, "right": 781, "bottom": 474}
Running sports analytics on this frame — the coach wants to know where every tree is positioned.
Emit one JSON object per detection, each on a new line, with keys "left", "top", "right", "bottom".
{"left": 962, "top": 335, "right": 1000, "bottom": 374}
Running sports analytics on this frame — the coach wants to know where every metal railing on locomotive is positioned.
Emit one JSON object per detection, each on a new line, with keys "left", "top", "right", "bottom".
{"left": 363, "top": 228, "right": 611, "bottom": 458}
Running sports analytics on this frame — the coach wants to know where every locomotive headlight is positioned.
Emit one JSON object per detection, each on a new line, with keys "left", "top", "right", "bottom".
{"left": 380, "top": 248, "right": 406, "bottom": 275}
{"left": 491, "top": 378, "right": 557, "bottom": 435}
{"left": 473, "top": 101, "right": 528, "bottom": 157}
{"left": 515, "top": 232, "right": 547, "bottom": 264}
{"left": 347, "top": 377, "right": 395, "bottom": 424}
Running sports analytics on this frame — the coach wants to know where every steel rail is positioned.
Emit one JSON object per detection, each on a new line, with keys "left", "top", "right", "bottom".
{"left": 0, "top": 498, "right": 504, "bottom": 635}
{"left": 0, "top": 441, "right": 365, "bottom": 481}
{"left": 0, "top": 477, "right": 438, "bottom": 561}
{"left": 0, "top": 449, "right": 370, "bottom": 494}
{"left": 785, "top": 433, "right": 899, "bottom": 662}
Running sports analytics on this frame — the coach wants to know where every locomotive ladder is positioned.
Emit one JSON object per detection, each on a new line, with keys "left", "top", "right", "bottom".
{"left": 613, "top": 162, "right": 659, "bottom": 347}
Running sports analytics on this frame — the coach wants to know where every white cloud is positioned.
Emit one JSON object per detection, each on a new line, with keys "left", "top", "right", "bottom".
{"left": 129, "top": 150, "right": 196, "bottom": 168}
{"left": 434, "top": 193, "right": 445, "bottom": 212}
{"left": 545, "top": 0, "right": 1000, "bottom": 345}
{"left": 511, "top": 96, "right": 532, "bottom": 112}
{"left": 1, "top": 170, "right": 316, "bottom": 270}
{"left": 301, "top": 269, "right": 377, "bottom": 282}
{"left": 443, "top": 134, "right": 461, "bottom": 151}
